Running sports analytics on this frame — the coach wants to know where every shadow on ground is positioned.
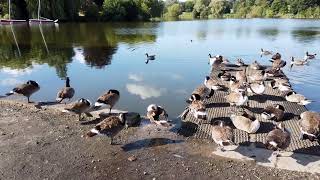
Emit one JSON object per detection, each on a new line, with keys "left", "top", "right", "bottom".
{"left": 121, "top": 138, "right": 183, "bottom": 152}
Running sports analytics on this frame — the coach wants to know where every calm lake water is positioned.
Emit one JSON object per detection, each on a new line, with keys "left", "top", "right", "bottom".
{"left": 0, "top": 19, "right": 320, "bottom": 117}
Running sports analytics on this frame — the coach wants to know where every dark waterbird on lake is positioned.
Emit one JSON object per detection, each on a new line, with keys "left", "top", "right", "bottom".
{"left": 6, "top": 80, "right": 40, "bottom": 103}
{"left": 145, "top": 53, "right": 155, "bottom": 64}
{"left": 305, "top": 51, "right": 317, "bottom": 60}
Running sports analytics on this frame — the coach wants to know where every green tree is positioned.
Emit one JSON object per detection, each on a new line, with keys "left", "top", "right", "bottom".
{"left": 165, "top": 3, "right": 181, "bottom": 18}
{"left": 209, "top": 0, "right": 231, "bottom": 18}
{"left": 184, "top": 0, "right": 194, "bottom": 12}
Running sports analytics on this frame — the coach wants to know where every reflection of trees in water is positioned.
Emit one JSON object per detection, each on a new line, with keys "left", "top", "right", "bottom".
{"left": 0, "top": 22, "right": 158, "bottom": 76}
{"left": 83, "top": 46, "right": 117, "bottom": 69}
{"left": 291, "top": 28, "right": 320, "bottom": 43}
{"left": 259, "top": 28, "right": 279, "bottom": 40}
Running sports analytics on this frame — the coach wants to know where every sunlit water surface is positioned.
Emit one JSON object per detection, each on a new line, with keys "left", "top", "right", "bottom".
{"left": 1, "top": 19, "right": 320, "bottom": 117}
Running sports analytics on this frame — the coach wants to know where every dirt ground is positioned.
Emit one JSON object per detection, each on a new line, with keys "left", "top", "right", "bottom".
{"left": 0, "top": 100, "right": 319, "bottom": 180}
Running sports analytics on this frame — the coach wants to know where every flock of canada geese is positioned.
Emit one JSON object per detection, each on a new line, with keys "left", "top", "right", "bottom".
{"left": 2, "top": 49, "right": 320, "bottom": 150}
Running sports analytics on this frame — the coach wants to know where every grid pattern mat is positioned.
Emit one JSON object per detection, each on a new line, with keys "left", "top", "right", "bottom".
{"left": 180, "top": 64, "right": 320, "bottom": 156}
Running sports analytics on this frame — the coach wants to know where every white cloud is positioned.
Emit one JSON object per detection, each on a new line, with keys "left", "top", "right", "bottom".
{"left": 128, "top": 73, "right": 144, "bottom": 82}
{"left": 72, "top": 47, "right": 86, "bottom": 64}
{"left": 126, "top": 83, "right": 166, "bottom": 100}
{"left": 0, "top": 78, "right": 22, "bottom": 86}
{"left": 1, "top": 64, "right": 40, "bottom": 77}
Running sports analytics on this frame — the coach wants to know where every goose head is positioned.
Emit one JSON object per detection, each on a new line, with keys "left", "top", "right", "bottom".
{"left": 274, "top": 104, "right": 285, "bottom": 111}
{"left": 79, "top": 98, "right": 91, "bottom": 106}
{"left": 118, "top": 113, "right": 127, "bottom": 124}
{"left": 26, "top": 80, "right": 39, "bottom": 87}
{"left": 194, "top": 108, "right": 207, "bottom": 120}
{"left": 145, "top": 53, "right": 149, "bottom": 57}
{"left": 186, "top": 94, "right": 201, "bottom": 103}
{"left": 147, "top": 104, "right": 158, "bottom": 112}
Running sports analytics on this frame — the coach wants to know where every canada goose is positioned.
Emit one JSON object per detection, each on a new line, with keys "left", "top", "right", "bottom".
{"left": 86, "top": 113, "right": 127, "bottom": 145}
{"left": 285, "top": 91, "right": 312, "bottom": 105}
{"left": 146, "top": 104, "right": 171, "bottom": 127}
{"left": 261, "top": 104, "right": 285, "bottom": 122}
{"left": 290, "top": 57, "right": 308, "bottom": 68}
{"left": 235, "top": 68, "right": 247, "bottom": 83}
{"left": 229, "top": 76, "right": 246, "bottom": 93}
{"left": 260, "top": 48, "right": 272, "bottom": 57}
{"left": 247, "top": 81, "right": 265, "bottom": 95}
{"left": 145, "top": 53, "right": 155, "bottom": 64}
{"left": 265, "top": 123, "right": 290, "bottom": 151}
{"left": 211, "top": 120, "right": 234, "bottom": 147}
{"left": 204, "top": 76, "right": 223, "bottom": 91}
{"left": 270, "top": 80, "right": 292, "bottom": 92}
{"left": 270, "top": 59, "right": 286, "bottom": 69}
{"left": 305, "top": 52, "right": 317, "bottom": 60}
{"left": 93, "top": 89, "right": 120, "bottom": 113}
{"left": 299, "top": 111, "right": 320, "bottom": 141}
{"left": 6, "top": 80, "right": 40, "bottom": 103}
{"left": 186, "top": 85, "right": 214, "bottom": 103}
{"left": 63, "top": 98, "right": 92, "bottom": 120}
{"left": 180, "top": 100, "right": 207, "bottom": 120}
{"left": 249, "top": 61, "right": 261, "bottom": 70}
{"left": 225, "top": 91, "right": 248, "bottom": 107}
{"left": 230, "top": 110, "right": 260, "bottom": 133}
{"left": 265, "top": 68, "right": 283, "bottom": 77}
{"left": 248, "top": 70, "right": 266, "bottom": 82}
{"left": 236, "top": 58, "right": 247, "bottom": 67}
{"left": 271, "top": 52, "right": 281, "bottom": 60}
{"left": 217, "top": 70, "right": 231, "bottom": 81}
{"left": 208, "top": 54, "right": 223, "bottom": 66}
{"left": 56, "top": 77, "right": 75, "bottom": 103}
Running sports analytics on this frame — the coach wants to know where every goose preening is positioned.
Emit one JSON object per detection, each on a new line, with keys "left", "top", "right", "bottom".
{"left": 262, "top": 104, "right": 285, "bottom": 122}
{"left": 87, "top": 113, "right": 127, "bottom": 145}
{"left": 145, "top": 53, "right": 155, "bottom": 64}
{"left": 204, "top": 76, "right": 224, "bottom": 91}
{"left": 218, "top": 70, "right": 231, "bottom": 81}
{"left": 305, "top": 52, "right": 317, "bottom": 60}
{"left": 299, "top": 111, "right": 320, "bottom": 142}
{"left": 225, "top": 91, "right": 248, "bottom": 107}
{"left": 186, "top": 85, "right": 214, "bottom": 103}
{"left": 180, "top": 98, "right": 207, "bottom": 120}
{"left": 93, "top": 89, "right": 120, "bottom": 113}
{"left": 63, "top": 98, "right": 92, "bottom": 121}
{"left": 290, "top": 57, "right": 308, "bottom": 68}
{"left": 285, "top": 91, "right": 312, "bottom": 105}
{"left": 56, "top": 77, "right": 75, "bottom": 103}
{"left": 229, "top": 76, "right": 246, "bottom": 93}
{"left": 211, "top": 120, "right": 234, "bottom": 148}
{"left": 270, "top": 78, "right": 292, "bottom": 92}
{"left": 271, "top": 52, "right": 281, "bottom": 60}
{"left": 249, "top": 60, "right": 261, "bottom": 70}
{"left": 270, "top": 58, "right": 286, "bottom": 69}
{"left": 230, "top": 110, "right": 260, "bottom": 133}
{"left": 146, "top": 104, "right": 171, "bottom": 127}
{"left": 248, "top": 70, "right": 266, "bottom": 82}
{"left": 265, "top": 123, "right": 291, "bottom": 151}
{"left": 6, "top": 80, "right": 40, "bottom": 103}
{"left": 247, "top": 81, "right": 266, "bottom": 95}
{"left": 260, "top": 48, "right": 272, "bottom": 57}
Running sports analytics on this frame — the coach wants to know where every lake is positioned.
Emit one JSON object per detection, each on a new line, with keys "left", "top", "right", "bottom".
{"left": 0, "top": 19, "right": 320, "bottom": 117}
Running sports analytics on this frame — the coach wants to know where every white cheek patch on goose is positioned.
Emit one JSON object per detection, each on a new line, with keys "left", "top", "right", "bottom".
{"left": 269, "top": 141, "right": 278, "bottom": 147}
{"left": 95, "top": 102, "right": 106, "bottom": 107}
{"left": 194, "top": 111, "right": 207, "bottom": 118}
{"left": 301, "top": 129, "right": 317, "bottom": 137}
{"left": 90, "top": 128, "right": 100, "bottom": 135}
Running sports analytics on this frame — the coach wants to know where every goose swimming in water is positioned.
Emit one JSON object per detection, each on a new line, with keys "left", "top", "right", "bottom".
{"left": 305, "top": 51, "right": 317, "bottom": 60}
{"left": 265, "top": 123, "right": 291, "bottom": 151}
{"left": 87, "top": 113, "right": 127, "bottom": 145}
{"left": 290, "top": 57, "right": 308, "bottom": 68}
{"left": 299, "top": 111, "right": 320, "bottom": 142}
{"left": 6, "top": 80, "right": 40, "bottom": 103}
{"left": 93, "top": 89, "right": 120, "bottom": 113}
{"left": 56, "top": 77, "right": 75, "bottom": 103}
{"left": 260, "top": 48, "right": 272, "bottom": 57}
{"left": 145, "top": 53, "right": 155, "bottom": 64}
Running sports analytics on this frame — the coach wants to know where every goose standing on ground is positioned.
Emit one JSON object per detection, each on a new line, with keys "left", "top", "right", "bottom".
{"left": 63, "top": 98, "right": 92, "bottom": 120}
{"left": 249, "top": 61, "right": 261, "bottom": 70}
{"left": 270, "top": 79, "right": 292, "bottom": 92}
{"left": 290, "top": 57, "right": 308, "bottom": 68}
{"left": 247, "top": 81, "right": 266, "bottom": 95}
{"left": 235, "top": 67, "right": 247, "bottom": 83}
{"left": 187, "top": 85, "right": 214, "bottom": 103}
{"left": 56, "top": 77, "right": 75, "bottom": 103}
{"left": 93, "top": 89, "right": 120, "bottom": 113}
{"left": 211, "top": 120, "right": 234, "bottom": 149}
{"left": 299, "top": 111, "right": 320, "bottom": 141}
{"left": 225, "top": 91, "right": 248, "bottom": 107}
{"left": 6, "top": 80, "right": 40, "bottom": 103}
{"left": 146, "top": 104, "right": 171, "bottom": 127}
{"left": 218, "top": 70, "right": 231, "bottom": 81}
{"left": 262, "top": 104, "right": 285, "bottom": 122}
{"left": 230, "top": 110, "right": 260, "bottom": 133}
{"left": 271, "top": 52, "right": 281, "bottom": 60}
{"left": 285, "top": 91, "right": 312, "bottom": 105}
{"left": 208, "top": 54, "right": 223, "bottom": 66}
{"left": 305, "top": 52, "right": 317, "bottom": 60}
{"left": 260, "top": 48, "right": 272, "bottom": 57}
{"left": 229, "top": 76, "right": 246, "bottom": 93}
{"left": 145, "top": 53, "right": 155, "bottom": 64}
{"left": 265, "top": 68, "right": 283, "bottom": 78}
{"left": 87, "top": 113, "right": 127, "bottom": 145}
{"left": 181, "top": 99, "right": 207, "bottom": 121}
{"left": 270, "top": 58, "right": 286, "bottom": 69}
{"left": 248, "top": 70, "right": 266, "bottom": 82}
{"left": 236, "top": 59, "right": 247, "bottom": 67}
{"left": 204, "top": 76, "right": 224, "bottom": 91}
{"left": 265, "top": 123, "right": 291, "bottom": 151}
